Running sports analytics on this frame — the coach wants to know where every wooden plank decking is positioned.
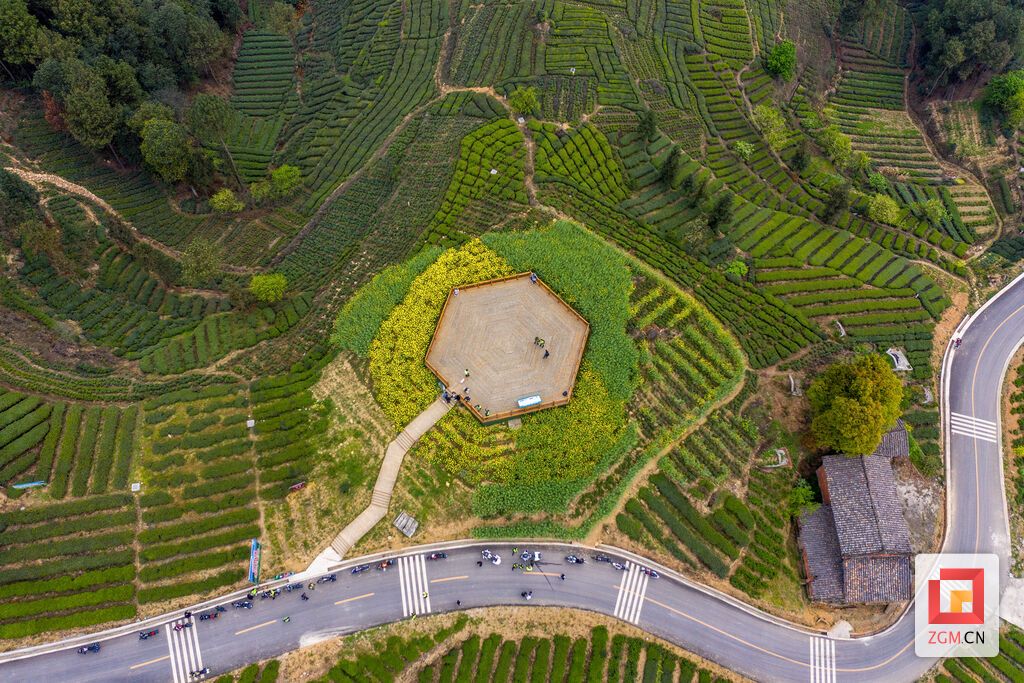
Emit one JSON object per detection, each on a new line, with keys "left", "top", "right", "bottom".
{"left": 425, "top": 273, "right": 588, "bottom": 422}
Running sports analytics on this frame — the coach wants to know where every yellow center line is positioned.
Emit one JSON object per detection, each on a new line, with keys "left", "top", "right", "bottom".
{"left": 520, "top": 571, "right": 562, "bottom": 577}
{"left": 129, "top": 655, "right": 169, "bottom": 670}
{"left": 430, "top": 575, "right": 467, "bottom": 584}
{"left": 235, "top": 620, "right": 276, "bottom": 636}
{"left": 335, "top": 592, "right": 375, "bottom": 605}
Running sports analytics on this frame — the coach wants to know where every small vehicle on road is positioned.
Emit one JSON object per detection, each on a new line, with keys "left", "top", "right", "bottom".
{"left": 173, "top": 622, "right": 193, "bottom": 632}
{"left": 640, "top": 567, "right": 659, "bottom": 579}
{"left": 317, "top": 573, "right": 337, "bottom": 583}
{"left": 520, "top": 550, "right": 542, "bottom": 563}
{"left": 189, "top": 667, "right": 211, "bottom": 678}
{"left": 77, "top": 643, "right": 101, "bottom": 655}
{"left": 215, "top": 606, "right": 226, "bottom": 613}
{"left": 565, "top": 554, "right": 585, "bottom": 564}
{"left": 198, "top": 612, "right": 218, "bottom": 621}
{"left": 232, "top": 600, "right": 253, "bottom": 609}
{"left": 520, "top": 591, "right": 533, "bottom": 601}
{"left": 351, "top": 564, "right": 371, "bottom": 575}
{"left": 139, "top": 628, "right": 159, "bottom": 640}
{"left": 284, "top": 583, "right": 302, "bottom": 592}
{"left": 611, "top": 562, "right": 627, "bottom": 571}
{"left": 427, "top": 552, "right": 448, "bottom": 560}
{"left": 594, "top": 554, "right": 612, "bottom": 563}
{"left": 377, "top": 559, "right": 395, "bottom": 571}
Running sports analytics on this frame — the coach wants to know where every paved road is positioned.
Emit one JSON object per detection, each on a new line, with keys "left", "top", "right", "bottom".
{"left": 1, "top": 274, "right": 1022, "bottom": 683}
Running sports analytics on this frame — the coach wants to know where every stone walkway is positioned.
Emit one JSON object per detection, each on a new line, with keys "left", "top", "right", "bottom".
{"left": 306, "top": 397, "right": 453, "bottom": 574}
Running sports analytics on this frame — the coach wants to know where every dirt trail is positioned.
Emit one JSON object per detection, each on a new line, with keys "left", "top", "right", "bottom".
{"left": 3, "top": 166, "right": 259, "bottom": 276}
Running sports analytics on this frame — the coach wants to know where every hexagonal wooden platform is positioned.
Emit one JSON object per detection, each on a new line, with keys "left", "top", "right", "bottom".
{"left": 425, "top": 273, "right": 589, "bottom": 423}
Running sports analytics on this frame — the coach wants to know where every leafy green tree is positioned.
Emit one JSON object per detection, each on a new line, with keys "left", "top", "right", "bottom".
{"left": 248, "top": 273, "right": 287, "bottom": 302}
{"left": 867, "top": 172, "right": 889, "bottom": 193}
{"left": 867, "top": 193, "right": 901, "bottom": 225}
{"left": 753, "top": 104, "right": 788, "bottom": 151}
{"left": 180, "top": 238, "right": 223, "bottom": 286}
{"left": 128, "top": 101, "right": 174, "bottom": 135}
{"left": 63, "top": 81, "right": 118, "bottom": 149}
{"left": 790, "top": 139, "right": 810, "bottom": 172}
{"left": 186, "top": 94, "right": 232, "bottom": 140}
{"left": 734, "top": 140, "right": 755, "bottom": 161}
{"left": 210, "top": 188, "right": 243, "bottom": 213}
{"left": 707, "top": 193, "right": 735, "bottom": 232}
{"left": 920, "top": 0, "right": 1023, "bottom": 87}
{"left": 807, "top": 354, "right": 903, "bottom": 455}
{"left": 638, "top": 109, "right": 658, "bottom": 141}
{"left": 919, "top": 198, "right": 948, "bottom": 225}
{"left": 850, "top": 151, "right": 871, "bottom": 174}
{"left": 508, "top": 86, "right": 539, "bottom": 116}
{"left": 186, "top": 93, "right": 239, "bottom": 182}
{"left": 764, "top": 40, "right": 796, "bottom": 81}
{"left": 265, "top": 2, "right": 298, "bottom": 37}
{"left": 250, "top": 180, "right": 272, "bottom": 203}
{"left": 660, "top": 145, "right": 680, "bottom": 184}
{"left": 788, "top": 479, "right": 819, "bottom": 516}
{"left": 821, "top": 182, "right": 851, "bottom": 222}
{"left": 820, "top": 126, "right": 852, "bottom": 167}
{"left": 270, "top": 165, "right": 302, "bottom": 197}
{"left": 984, "top": 70, "right": 1024, "bottom": 127}
{"left": 140, "top": 119, "right": 191, "bottom": 183}
{"left": 0, "top": 0, "right": 42, "bottom": 68}
{"left": 725, "top": 259, "right": 748, "bottom": 277}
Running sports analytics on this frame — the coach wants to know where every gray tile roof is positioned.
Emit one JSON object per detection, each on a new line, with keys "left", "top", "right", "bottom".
{"left": 822, "top": 455, "right": 912, "bottom": 557}
{"left": 798, "top": 506, "right": 845, "bottom": 603}
{"left": 872, "top": 419, "right": 909, "bottom": 459}
{"left": 843, "top": 555, "right": 912, "bottom": 603}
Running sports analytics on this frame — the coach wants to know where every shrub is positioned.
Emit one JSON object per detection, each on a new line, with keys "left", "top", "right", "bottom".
{"left": 249, "top": 273, "right": 288, "bottom": 303}
{"left": 764, "top": 40, "right": 796, "bottom": 80}
{"left": 868, "top": 193, "right": 901, "bottom": 226}
{"left": 210, "top": 188, "right": 244, "bottom": 213}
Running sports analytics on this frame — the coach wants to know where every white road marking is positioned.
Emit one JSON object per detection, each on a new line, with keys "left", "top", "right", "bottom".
{"left": 167, "top": 619, "right": 205, "bottom": 683}
{"left": 809, "top": 636, "right": 836, "bottom": 683}
{"left": 950, "top": 412, "right": 998, "bottom": 444}
{"left": 399, "top": 555, "right": 431, "bottom": 617}
{"left": 613, "top": 562, "right": 649, "bottom": 624}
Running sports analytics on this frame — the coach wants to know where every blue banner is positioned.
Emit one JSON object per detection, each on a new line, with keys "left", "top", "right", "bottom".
{"left": 11, "top": 481, "right": 46, "bottom": 489}
{"left": 248, "top": 539, "right": 261, "bottom": 584}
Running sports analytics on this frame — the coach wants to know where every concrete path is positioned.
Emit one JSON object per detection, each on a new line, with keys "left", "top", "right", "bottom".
{"left": 310, "top": 397, "right": 453, "bottom": 571}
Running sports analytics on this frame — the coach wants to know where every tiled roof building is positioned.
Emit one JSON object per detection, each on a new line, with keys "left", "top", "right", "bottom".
{"left": 871, "top": 419, "right": 909, "bottom": 459}
{"left": 797, "top": 455, "right": 913, "bottom": 604}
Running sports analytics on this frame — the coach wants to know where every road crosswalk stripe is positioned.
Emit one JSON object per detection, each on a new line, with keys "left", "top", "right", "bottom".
{"left": 613, "top": 563, "right": 649, "bottom": 624}
{"left": 166, "top": 618, "right": 205, "bottom": 683}
{"left": 808, "top": 636, "right": 835, "bottom": 683}
{"left": 950, "top": 412, "right": 998, "bottom": 443}
{"left": 399, "top": 555, "right": 432, "bottom": 617}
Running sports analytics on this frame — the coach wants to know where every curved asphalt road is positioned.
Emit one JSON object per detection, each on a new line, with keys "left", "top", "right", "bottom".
{"left": 1, "top": 274, "right": 1022, "bottom": 683}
